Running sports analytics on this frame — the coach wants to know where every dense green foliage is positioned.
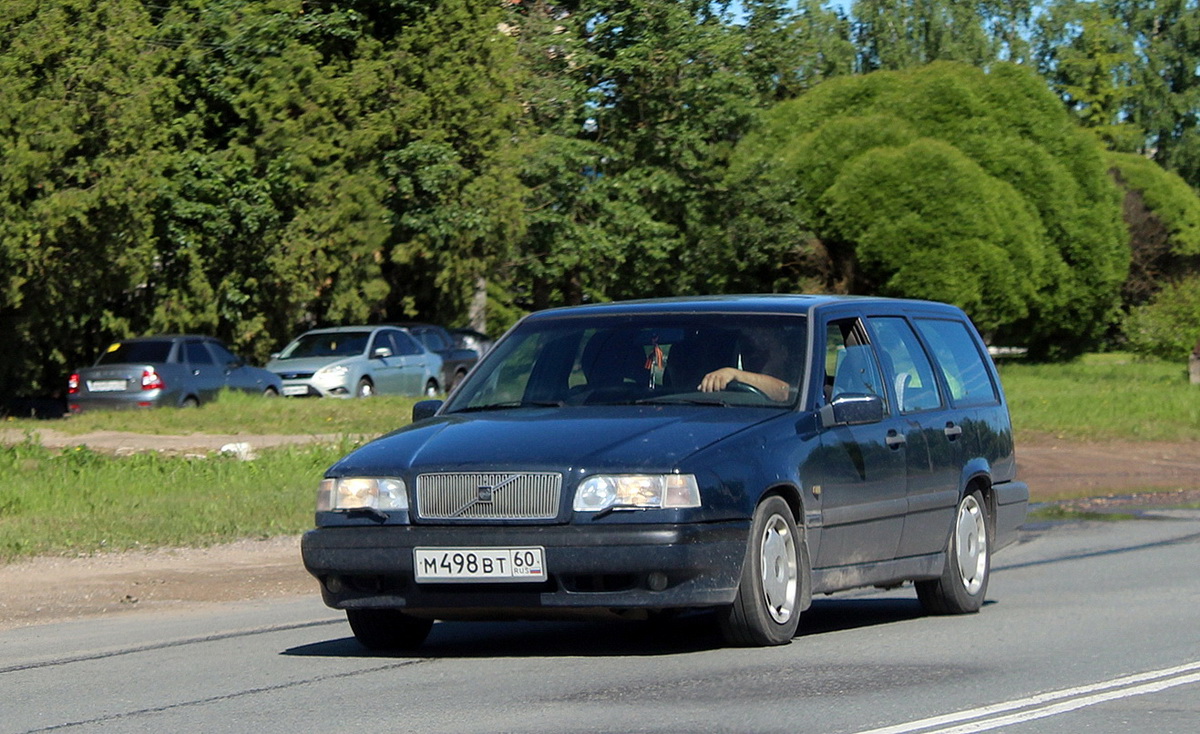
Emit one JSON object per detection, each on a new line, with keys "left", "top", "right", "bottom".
{"left": 5, "top": 0, "right": 1200, "bottom": 401}
{"left": 729, "top": 62, "right": 1129, "bottom": 358}
{"left": 1122, "top": 276, "right": 1200, "bottom": 360}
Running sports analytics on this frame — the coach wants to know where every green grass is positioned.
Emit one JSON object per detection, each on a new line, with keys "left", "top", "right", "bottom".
{"left": 999, "top": 352, "right": 1200, "bottom": 442}
{"left": 1026, "top": 505, "right": 1139, "bottom": 522}
{"left": 0, "top": 438, "right": 355, "bottom": 561}
{"left": 4, "top": 390, "right": 424, "bottom": 437}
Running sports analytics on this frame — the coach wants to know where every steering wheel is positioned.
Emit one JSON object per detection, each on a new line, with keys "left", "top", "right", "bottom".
{"left": 724, "top": 379, "right": 770, "bottom": 399}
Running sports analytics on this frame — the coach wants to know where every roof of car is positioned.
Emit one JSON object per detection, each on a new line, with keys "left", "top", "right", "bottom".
{"left": 523, "top": 294, "right": 955, "bottom": 321}
{"left": 297, "top": 325, "right": 397, "bottom": 334}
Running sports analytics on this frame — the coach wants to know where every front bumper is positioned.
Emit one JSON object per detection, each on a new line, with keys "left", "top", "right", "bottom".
{"left": 301, "top": 521, "right": 750, "bottom": 616}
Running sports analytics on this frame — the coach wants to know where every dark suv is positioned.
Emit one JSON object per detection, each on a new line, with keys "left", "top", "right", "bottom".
{"left": 301, "top": 296, "right": 1028, "bottom": 649}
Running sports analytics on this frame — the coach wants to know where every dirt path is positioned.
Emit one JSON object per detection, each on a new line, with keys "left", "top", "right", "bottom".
{"left": 2, "top": 430, "right": 1200, "bottom": 631}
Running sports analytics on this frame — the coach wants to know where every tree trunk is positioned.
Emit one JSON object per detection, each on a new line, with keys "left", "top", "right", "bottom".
{"left": 468, "top": 274, "right": 488, "bottom": 332}
{"left": 1191, "top": 337, "right": 1200, "bottom": 385}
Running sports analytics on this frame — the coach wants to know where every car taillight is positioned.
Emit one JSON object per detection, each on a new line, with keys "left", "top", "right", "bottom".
{"left": 141, "top": 368, "right": 165, "bottom": 391}
{"left": 68, "top": 373, "right": 80, "bottom": 395}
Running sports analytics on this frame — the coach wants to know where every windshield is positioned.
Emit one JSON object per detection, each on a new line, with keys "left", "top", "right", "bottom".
{"left": 445, "top": 313, "right": 808, "bottom": 411}
{"left": 278, "top": 331, "right": 370, "bottom": 359}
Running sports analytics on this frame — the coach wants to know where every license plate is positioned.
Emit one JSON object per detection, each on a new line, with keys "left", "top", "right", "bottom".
{"left": 88, "top": 380, "right": 126, "bottom": 392}
{"left": 282, "top": 385, "right": 309, "bottom": 396}
{"left": 413, "top": 547, "right": 546, "bottom": 583}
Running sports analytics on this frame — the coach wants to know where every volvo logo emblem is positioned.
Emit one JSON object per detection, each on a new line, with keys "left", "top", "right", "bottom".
{"left": 477, "top": 485, "right": 494, "bottom": 502}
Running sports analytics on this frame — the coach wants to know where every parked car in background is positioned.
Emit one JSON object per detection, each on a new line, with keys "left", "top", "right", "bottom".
{"left": 391, "top": 323, "right": 479, "bottom": 392}
{"left": 448, "top": 327, "right": 494, "bottom": 357}
{"left": 301, "top": 295, "right": 1028, "bottom": 651}
{"left": 68, "top": 335, "right": 281, "bottom": 412}
{"left": 267, "top": 325, "right": 443, "bottom": 398}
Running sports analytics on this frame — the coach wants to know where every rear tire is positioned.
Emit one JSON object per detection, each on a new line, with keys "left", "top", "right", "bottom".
{"left": 181, "top": 396, "right": 200, "bottom": 408}
{"left": 424, "top": 379, "right": 439, "bottom": 397}
{"left": 262, "top": 386, "right": 279, "bottom": 397}
{"left": 718, "top": 496, "right": 803, "bottom": 646}
{"left": 917, "top": 489, "right": 990, "bottom": 614}
{"left": 346, "top": 609, "right": 433, "bottom": 651}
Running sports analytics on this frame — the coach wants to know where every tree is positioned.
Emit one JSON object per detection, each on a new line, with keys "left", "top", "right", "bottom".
{"left": 853, "top": 0, "right": 1034, "bottom": 72}
{"left": 0, "top": 0, "right": 174, "bottom": 394}
{"left": 1034, "top": 0, "right": 1141, "bottom": 151}
{"left": 383, "top": 0, "right": 527, "bottom": 331}
{"left": 729, "top": 62, "right": 1130, "bottom": 359}
{"left": 1107, "top": 151, "right": 1200, "bottom": 309}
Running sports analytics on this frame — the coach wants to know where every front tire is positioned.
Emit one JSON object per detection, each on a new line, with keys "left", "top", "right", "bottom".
{"left": 718, "top": 496, "right": 803, "bottom": 646}
{"left": 917, "top": 489, "right": 990, "bottom": 614}
{"left": 355, "top": 378, "right": 375, "bottom": 398}
{"left": 346, "top": 609, "right": 433, "bottom": 651}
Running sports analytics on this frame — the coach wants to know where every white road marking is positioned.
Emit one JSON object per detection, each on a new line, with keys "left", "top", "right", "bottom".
{"left": 855, "top": 661, "right": 1200, "bottom": 734}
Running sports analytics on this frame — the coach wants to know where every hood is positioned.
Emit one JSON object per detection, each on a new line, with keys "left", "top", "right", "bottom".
{"left": 330, "top": 405, "right": 784, "bottom": 476}
{"left": 266, "top": 355, "right": 356, "bottom": 373}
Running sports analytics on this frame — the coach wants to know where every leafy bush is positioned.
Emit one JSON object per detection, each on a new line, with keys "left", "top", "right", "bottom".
{"left": 1123, "top": 276, "right": 1200, "bottom": 362}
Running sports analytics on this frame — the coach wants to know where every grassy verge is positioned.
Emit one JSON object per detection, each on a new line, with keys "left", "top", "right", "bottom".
{"left": 2, "top": 390, "right": 424, "bottom": 437}
{"left": 0, "top": 438, "right": 355, "bottom": 561}
{"left": 999, "top": 352, "right": 1200, "bottom": 442}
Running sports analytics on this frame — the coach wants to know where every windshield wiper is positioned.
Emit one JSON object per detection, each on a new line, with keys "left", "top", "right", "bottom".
{"left": 452, "top": 400, "right": 564, "bottom": 413}
{"left": 632, "top": 396, "right": 732, "bottom": 407}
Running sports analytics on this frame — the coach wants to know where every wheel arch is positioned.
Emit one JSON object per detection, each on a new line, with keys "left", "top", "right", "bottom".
{"left": 758, "top": 482, "right": 813, "bottom": 613}
{"left": 964, "top": 472, "right": 997, "bottom": 539}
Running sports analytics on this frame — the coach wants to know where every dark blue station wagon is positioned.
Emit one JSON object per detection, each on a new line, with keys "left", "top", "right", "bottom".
{"left": 301, "top": 295, "right": 1028, "bottom": 649}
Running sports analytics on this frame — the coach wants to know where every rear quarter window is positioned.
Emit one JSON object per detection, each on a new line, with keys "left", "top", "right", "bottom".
{"left": 914, "top": 318, "right": 999, "bottom": 406}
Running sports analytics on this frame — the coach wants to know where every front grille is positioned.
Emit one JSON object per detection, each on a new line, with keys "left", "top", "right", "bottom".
{"left": 416, "top": 472, "right": 562, "bottom": 520}
{"left": 280, "top": 371, "right": 314, "bottom": 380}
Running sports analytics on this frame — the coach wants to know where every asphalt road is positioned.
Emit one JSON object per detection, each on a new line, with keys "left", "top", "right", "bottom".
{"left": 2, "top": 513, "right": 1198, "bottom": 734}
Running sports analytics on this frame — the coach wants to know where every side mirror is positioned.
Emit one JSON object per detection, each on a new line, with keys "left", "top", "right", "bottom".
{"left": 819, "top": 393, "right": 885, "bottom": 427}
{"left": 412, "top": 399, "right": 443, "bottom": 422}
{"left": 373, "top": 347, "right": 393, "bottom": 359}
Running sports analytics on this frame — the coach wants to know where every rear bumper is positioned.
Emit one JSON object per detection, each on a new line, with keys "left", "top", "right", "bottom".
{"left": 993, "top": 480, "right": 1029, "bottom": 550}
{"left": 301, "top": 521, "right": 750, "bottom": 615}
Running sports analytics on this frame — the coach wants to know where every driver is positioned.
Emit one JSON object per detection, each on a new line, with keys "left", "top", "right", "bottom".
{"left": 697, "top": 329, "right": 792, "bottom": 401}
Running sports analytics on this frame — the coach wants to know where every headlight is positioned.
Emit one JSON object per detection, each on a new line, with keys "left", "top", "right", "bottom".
{"left": 317, "top": 477, "right": 408, "bottom": 511}
{"left": 573, "top": 474, "right": 701, "bottom": 512}
{"left": 316, "top": 364, "right": 350, "bottom": 378}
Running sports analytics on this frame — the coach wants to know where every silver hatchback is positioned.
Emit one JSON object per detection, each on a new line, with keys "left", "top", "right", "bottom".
{"left": 267, "top": 326, "right": 444, "bottom": 398}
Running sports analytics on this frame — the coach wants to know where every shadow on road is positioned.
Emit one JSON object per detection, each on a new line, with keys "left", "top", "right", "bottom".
{"left": 282, "top": 596, "right": 938, "bottom": 659}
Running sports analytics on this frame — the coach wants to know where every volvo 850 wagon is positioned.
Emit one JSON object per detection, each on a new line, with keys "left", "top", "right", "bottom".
{"left": 301, "top": 295, "right": 1028, "bottom": 649}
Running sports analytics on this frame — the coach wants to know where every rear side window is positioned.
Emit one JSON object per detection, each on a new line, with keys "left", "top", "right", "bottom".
{"left": 914, "top": 318, "right": 999, "bottom": 406}
{"left": 96, "top": 341, "right": 172, "bottom": 365}
{"left": 870, "top": 317, "right": 943, "bottom": 413}
{"left": 392, "top": 331, "right": 423, "bottom": 356}
{"left": 185, "top": 341, "right": 215, "bottom": 365}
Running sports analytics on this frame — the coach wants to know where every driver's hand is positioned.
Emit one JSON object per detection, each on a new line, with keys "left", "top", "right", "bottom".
{"left": 699, "top": 367, "right": 741, "bottom": 393}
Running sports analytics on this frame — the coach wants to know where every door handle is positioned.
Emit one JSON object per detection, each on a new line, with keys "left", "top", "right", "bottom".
{"left": 886, "top": 430, "right": 906, "bottom": 449}
{"left": 944, "top": 422, "right": 963, "bottom": 439}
